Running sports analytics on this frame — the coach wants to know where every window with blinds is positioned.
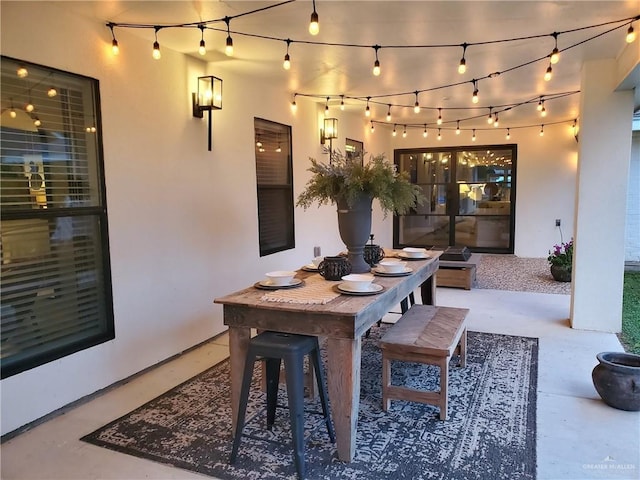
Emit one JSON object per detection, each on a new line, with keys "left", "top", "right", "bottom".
{"left": 1, "top": 56, "right": 114, "bottom": 379}
{"left": 254, "top": 118, "right": 294, "bottom": 256}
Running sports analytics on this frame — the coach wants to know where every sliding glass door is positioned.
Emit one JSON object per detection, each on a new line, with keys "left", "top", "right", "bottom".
{"left": 393, "top": 145, "right": 516, "bottom": 253}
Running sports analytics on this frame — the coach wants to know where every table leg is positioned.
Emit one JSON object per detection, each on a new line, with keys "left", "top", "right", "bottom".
{"left": 228, "top": 326, "right": 251, "bottom": 436}
{"left": 325, "top": 336, "right": 361, "bottom": 462}
{"left": 421, "top": 274, "right": 437, "bottom": 305}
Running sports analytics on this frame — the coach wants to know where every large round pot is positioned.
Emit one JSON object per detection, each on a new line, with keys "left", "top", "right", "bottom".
{"left": 336, "top": 194, "right": 373, "bottom": 273}
{"left": 550, "top": 264, "right": 571, "bottom": 282}
{"left": 592, "top": 351, "right": 640, "bottom": 411}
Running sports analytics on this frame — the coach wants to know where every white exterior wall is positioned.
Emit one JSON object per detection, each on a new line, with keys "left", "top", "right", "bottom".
{"left": 627, "top": 132, "right": 640, "bottom": 263}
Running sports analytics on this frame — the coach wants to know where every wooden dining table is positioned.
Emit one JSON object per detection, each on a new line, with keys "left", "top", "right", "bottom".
{"left": 214, "top": 252, "right": 440, "bottom": 462}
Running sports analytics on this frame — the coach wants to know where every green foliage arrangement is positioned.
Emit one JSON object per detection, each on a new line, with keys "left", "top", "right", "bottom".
{"left": 296, "top": 151, "right": 424, "bottom": 217}
{"left": 621, "top": 271, "right": 640, "bottom": 354}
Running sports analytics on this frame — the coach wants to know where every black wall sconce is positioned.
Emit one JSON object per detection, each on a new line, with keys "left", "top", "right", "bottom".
{"left": 320, "top": 117, "right": 338, "bottom": 154}
{"left": 192, "top": 75, "right": 222, "bottom": 151}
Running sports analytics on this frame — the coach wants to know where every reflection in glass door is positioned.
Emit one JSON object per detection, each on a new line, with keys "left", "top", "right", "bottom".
{"left": 393, "top": 145, "right": 516, "bottom": 253}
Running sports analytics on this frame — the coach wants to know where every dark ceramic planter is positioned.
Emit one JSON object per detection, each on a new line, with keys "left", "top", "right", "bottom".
{"left": 337, "top": 194, "right": 373, "bottom": 273}
{"left": 550, "top": 264, "right": 571, "bottom": 282}
{"left": 592, "top": 352, "right": 640, "bottom": 411}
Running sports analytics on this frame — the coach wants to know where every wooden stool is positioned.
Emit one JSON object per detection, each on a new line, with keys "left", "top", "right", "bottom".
{"left": 379, "top": 305, "right": 469, "bottom": 420}
{"left": 230, "top": 331, "right": 335, "bottom": 479}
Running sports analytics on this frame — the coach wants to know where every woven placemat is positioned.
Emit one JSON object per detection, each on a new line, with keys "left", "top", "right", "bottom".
{"left": 261, "top": 275, "right": 340, "bottom": 304}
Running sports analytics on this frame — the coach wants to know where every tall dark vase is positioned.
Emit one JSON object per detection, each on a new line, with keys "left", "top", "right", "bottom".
{"left": 337, "top": 194, "right": 373, "bottom": 273}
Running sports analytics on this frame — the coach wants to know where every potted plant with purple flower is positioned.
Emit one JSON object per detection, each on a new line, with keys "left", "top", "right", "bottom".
{"left": 547, "top": 239, "right": 573, "bottom": 282}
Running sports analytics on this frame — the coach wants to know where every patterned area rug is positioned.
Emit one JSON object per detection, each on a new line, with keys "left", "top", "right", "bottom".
{"left": 476, "top": 254, "right": 571, "bottom": 295}
{"left": 82, "top": 328, "right": 538, "bottom": 480}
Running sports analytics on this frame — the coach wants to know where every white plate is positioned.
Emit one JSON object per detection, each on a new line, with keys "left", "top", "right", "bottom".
{"left": 255, "top": 278, "right": 303, "bottom": 289}
{"left": 397, "top": 252, "right": 429, "bottom": 260}
{"left": 337, "top": 282, "right": 383, "bottom": 293}
{"left": 372, "top": 267, "right": 413, "bottom": 276}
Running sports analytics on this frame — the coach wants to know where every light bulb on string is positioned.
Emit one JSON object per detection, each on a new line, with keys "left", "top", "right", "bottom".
{"left": 414, "top": 91, "right": 420, "bottom": 113}
{"left": 324, "top": 97, "right": 330, "bottom": 115}
{"left": 198, "top": 25, "right": 206, "bottom": 56}
{"left": 437, "top": 129, "right": 442, "bottom": 141}
{"left": 309, "top": 0, "right": 319, "bottom": 35}
{"left": 627, "top": 24, "right": 636, "bottom": 43}
{"left": 487, "top": 107, "right": 493, "bottom": 124}
{"left": 108, "top": 24, "right": 119, "bottom": 55}
{"left": 458, "top": 43, "right": 467, "bottom": 74}
{"left": 17, "top": 66, "right": 28, "bottom": 78}
{"left": 493, "top": 114, "right": 499, "bottom": 127}
{"left": 276, "top": 144, "right": 282, "bottom": 153}
{"left": 34, "top": 117, "right": 41, "bottom": 127}
{"left": 540, "top": 125, "right": 545, "bottom": 137}
{"left": 290, "top": 95, "right": 297, "bottom": 113}
{"left": 386, "top": 104, "right": 392, "bottom": 122}
{"left": 544, "top": 64, "right": 552, "bottom": 81}
{"left": 25, "top": 91, "right": 34, "bottom": 113}
{"left": 365, "top": 97, "right": 371, "bottom": 117}
{"left": 506, "top": 128, "right": 511, "bottom": 140}
{"left": 392, "top": 124, "right": 397, "bottom": 137}
{"left": 402, "top": 126, "right": 407, "bottom": 138}
{"left": 423, "top": 125, "right": 428, "bottom": 138}
{"left": 550, "top": 32, "right": 559, "bottom": 64}
{"left": 537, "top": 97, "right": 543, "bottom": 111}
{"left": 340, "top": 95, "right": 345, "bottom": 111}
{"left": 47, "top": 87, "right": 57, "bottom": 97}
{"left": 541, "top": 104, "right": 547, "bottom": 117}
{"left": 456, "top": 121, "right": 461, "bottom": 135}
{"left": 472, "top": 129, "right": 477, "bottom": 142}
{"left": 372, "top": 45, "right": 381, "bottom": 76}
{"left": 9, "top": 99, "right": 16, "bottom": 118}
{"left": 224, "top": 17, "right": 234, "bottom": 56}
{"left": 472, "top": 80, "right": 479, "bottom": 104}
{"left": 572, "top": 119, "right": 578, "bottom": 136}
{"left": 370, "top": 121, "right": 375, "bottom": 133}
{"left": 437, "top": 108, "right": 442, "bottom": 125}
{"left": 152, "top": 27, "right": 161, "bottom": 59}
{"left": 283, "top": 39, "right": 291, "bottom": 70}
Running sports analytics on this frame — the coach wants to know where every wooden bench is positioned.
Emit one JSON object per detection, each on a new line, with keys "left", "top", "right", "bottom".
{"left": 379, "top": 304, "right": 469, "bottom": 420}
{"left": 437, "top": 254, "right": 480, "bottom": 290}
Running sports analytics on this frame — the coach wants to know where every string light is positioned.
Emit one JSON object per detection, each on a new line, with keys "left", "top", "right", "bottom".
{"left": 506, "top": 128, "right": 511, "bottom": 140}
{"left": 472, "top": 80, "right": 479, "bottom": 104}
{"left": 152, "top": 27, "right": 161, "bottom": 60}
{"left": 572, "top": 118, "right": 578, "bottom": 136}
{"left": 384, "top": 104, "right": 391, "bottom": 121}
{"left": 540, "top": 124, "right": 545, "bottom": 136}
{"left": 472, "top": 129, "right": 477, "bottom": 141}
{"left": 25, "top": 91, "right": 34, "bottom": 113}
{"left": 372, "top": 45, "right": 381, "bottom": 76}
{"left": 9, "top": 99, "right": 16, "bottom": 118}
{"left": 365, "top": 96, "right": 371, "bottom": 117}
{"left": 458, "top": 43, "right": 467, "bottom": 74}
{"left": 34, "top": 117, "right": 41, "bottom": 127}
{"left": 537, "top": 97, "right": 544, "bottom": 111}
{"left": 198, "top": 24, "right": 206, "bottom": 55}
{"left": 423, "top": 125, "right": 428, "bottom": 138}
{"left": 325, "top": 96, "right": 330, "bottom": 115}
{"left": 437, "top": 128, "right": 442, "bottom": 141}
{"left": 402, "top": 125, "right": 407, "bottom": 138}
{"left": 283, "top": 39, "right": 291, "bottom": 70}
{"left": 47, "top": 87, "right": 57, "bottom": 97}
{"left": 290, "top": 94, "right": 297, "bottom": 112}
{"left": 224, "top": 17, "right": 234, "bottom": 56}
{"left": 108, "top": 24, "right": 119, "bottom": 55}
{"left": 392, "top": 124, "right": 397, "bottom": 137}
{"left": 493, "top": 114, "right": 499, "bottom": 127}
{"left": 17, "top": 66, "right": 28, "bottom": 78}
{"left": 370, "top": 121, "right": 375, "bottom": 133}
{"left": 541, "top": 103, "right": 547, "bottom": 117}
{"left": 413, "top": 91, "right": 420, "bottom": 113}
{"left": 544, "top": 64, "right": 553, "bottom": 81}
{"left": 276, "top": 144, "right": 282, "bottom": 153}
{"left": 340, "top": 95, "right": 345, "bottom": 110}
{"left": 627, "top": 24, "right": 636, "bottom": 43}
{"left": 487, "top": 107, "right": 493, "bottom": 124}
{"left": 437, "top": 108, "right": 442, "bottom": 125}
{"left": 456, "top": 121, "right": 461, "bottom": 135}
{"left": 309, "top": 0, "right": 319, "bottom": 35}
{"left": 550, "top": 32, "right": 560, "bottom": 64}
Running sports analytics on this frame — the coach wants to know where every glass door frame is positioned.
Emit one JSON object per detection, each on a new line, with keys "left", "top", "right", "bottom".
{"left": 393, "top": 144, "right": 517, "bottom": 254}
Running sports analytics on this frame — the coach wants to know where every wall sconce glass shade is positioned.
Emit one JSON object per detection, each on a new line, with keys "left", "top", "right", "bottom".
{"left": 192, "top": 75, "right": 223, "bottom": 151}
{"left": 321, "top": 117, "right": 338, "bottom": 143}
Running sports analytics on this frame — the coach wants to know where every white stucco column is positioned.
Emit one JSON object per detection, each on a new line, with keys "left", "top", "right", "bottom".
{"left": 570, "top": 59, "right": 633, "bottom": 332}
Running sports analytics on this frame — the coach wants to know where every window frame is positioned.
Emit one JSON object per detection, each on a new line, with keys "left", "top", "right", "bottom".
{"left": 1, "top": 56, "right": 114, "bottom": 378}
